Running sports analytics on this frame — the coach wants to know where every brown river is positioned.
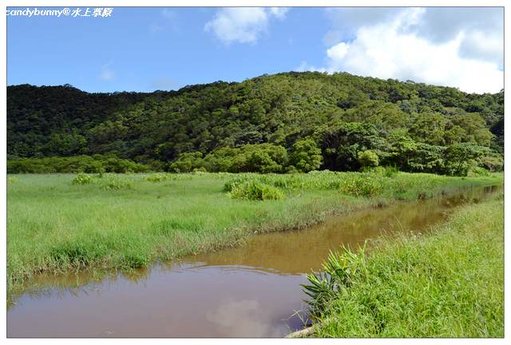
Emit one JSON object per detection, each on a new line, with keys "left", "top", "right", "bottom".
{"left": 7, "top": 186, "right": 498, "bottom": 337}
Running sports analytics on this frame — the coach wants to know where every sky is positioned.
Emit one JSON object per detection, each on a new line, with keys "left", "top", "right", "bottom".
{"left": 6, "top": 6, "right": 504, "bottom": 94}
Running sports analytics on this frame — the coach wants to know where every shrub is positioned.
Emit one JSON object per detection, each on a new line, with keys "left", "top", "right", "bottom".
{"left": 204, "top": 143, "right": 288, "bottom": 173}
{"left": 169, "top": 152, "right": 205, "bottom": 173}
{"left": 7, "top": 155, "right": 150, "bottom": 174}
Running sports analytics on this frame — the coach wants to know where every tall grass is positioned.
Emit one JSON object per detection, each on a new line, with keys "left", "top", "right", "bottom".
{"left": 303, "top": 195, "right": 504, "bottom": 337}
{"left": 7, "top": 171, "right": 502, "bottom": 301}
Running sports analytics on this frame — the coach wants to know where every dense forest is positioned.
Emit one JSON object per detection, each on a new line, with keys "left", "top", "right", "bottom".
{"left": 7, "top": 71, "right": 504, "bottom": 175}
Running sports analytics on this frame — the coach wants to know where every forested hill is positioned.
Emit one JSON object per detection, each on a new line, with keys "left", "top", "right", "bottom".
{"left": 7, "top": 72, "right": 504, "bottom": 175}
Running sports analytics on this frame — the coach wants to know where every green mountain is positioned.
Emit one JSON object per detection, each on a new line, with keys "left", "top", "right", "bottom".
{"left": 7, "top": 71, "right": 504, "bottom": 175}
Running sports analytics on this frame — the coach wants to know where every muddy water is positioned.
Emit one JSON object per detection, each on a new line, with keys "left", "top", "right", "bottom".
{"left": 7, "top": 186, "right": 497, "bottom": 337}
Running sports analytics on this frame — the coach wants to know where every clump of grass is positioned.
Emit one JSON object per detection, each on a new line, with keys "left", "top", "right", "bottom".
{"left": 303, "top": 197, "right": 504, "bottom": 337}
{"left": 365, "top": 166, "right": 399, "bottom": 178}
{"left": 50, "top": 242, "right": 99, "bottom": 268}
{"left": 223, "top": 176, "right": 248, "bottom": 192}
{"left": 98, "top": 175, "right": 132, "bottom": 190}
{"left": 120, "top": 253, "right": 150, "bottom": 269}
{"left": 339, "top": 175, "right": 385, "bottom": 197}
{"left": 152, "top": 217, "right": 204, "bottom": 235}
{"left": 72, "top": 173, "right": 93, "bottom": 185}
{"left": 8, "top": 176, "right": 18, "bottom": 184}
{"left": 468, "top": 166, "right": 491, "bottom": 177}
{"left": 229, "top": 180, "right": 285, "bottom": 201}
{"left": 145, "top": 173, "right": 172, "bottom": 182}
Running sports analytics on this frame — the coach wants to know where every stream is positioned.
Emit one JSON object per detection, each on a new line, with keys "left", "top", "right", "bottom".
{"left": 7, "top": 186, "right": 498, "bottom": 337}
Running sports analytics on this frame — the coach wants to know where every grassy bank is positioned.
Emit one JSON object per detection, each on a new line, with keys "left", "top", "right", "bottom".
{"left": 302, "top": 193, "right": 504, "bottom": 337}
{"left": 7, "top": 171, "right": 501, "bottom": 300}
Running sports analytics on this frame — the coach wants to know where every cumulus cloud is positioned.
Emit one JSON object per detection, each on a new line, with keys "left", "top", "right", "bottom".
{"left": 205, "top": 299, "right": 279, "bottom": 337}
{"left": 205, "top": 7, "right": 288, "bottom": 44}
{"left": 303, "top": 8, "right": 503, "bottom": 94}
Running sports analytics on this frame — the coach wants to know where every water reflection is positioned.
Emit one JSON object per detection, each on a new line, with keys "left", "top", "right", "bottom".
{"left": 8, "top": 264, "right": 307, "bottom": 337}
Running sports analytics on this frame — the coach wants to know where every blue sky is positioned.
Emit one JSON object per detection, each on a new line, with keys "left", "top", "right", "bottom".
{"left": 7, "top": 7, "right": 504, "bottom": 94}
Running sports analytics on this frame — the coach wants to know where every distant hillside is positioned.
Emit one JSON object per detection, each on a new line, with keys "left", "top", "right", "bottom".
{"left": 7, "top": 72, "right": 504, "bottom": 175}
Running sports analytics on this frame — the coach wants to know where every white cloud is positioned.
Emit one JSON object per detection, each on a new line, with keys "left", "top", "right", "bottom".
{"left": 99, "top": 63, "right": 115, "bottom": 81}
{"left": 268, "top": 7, "right": 289, "bottom": 20}
{"left": 326, "top": 42, "right": 349, "bottom": 62}
{"left": 304, "top": 8, "right": 503, "bottom": 94}
{"left": 205, "top": 8, "right": 288, "bottom": 45}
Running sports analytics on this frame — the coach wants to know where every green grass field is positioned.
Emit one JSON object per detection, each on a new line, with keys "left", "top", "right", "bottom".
{"left": 7, "top": 171, "right": 502, "bottom": 300}
{"left": 302, "top": 193, "right": 504, "bottom": 337}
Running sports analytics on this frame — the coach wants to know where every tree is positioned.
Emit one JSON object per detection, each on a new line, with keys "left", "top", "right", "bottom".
{"left": 443, "top": 144, "right": 488, "bottom": 176}
{"left": 321, "top": 122, "right": 385, "bottom": 171}
{"left": 357, "top": 150, "right": 379, "bottom": 169}
{"left": 44, "top": 130, "right": 86, "bottom": 156}
{"left": 290, "top": 138, "right": 323, "bottom": 172}
{"left": 409, "top": 112, "right": 447, "bottom": 145}
{"left": 242, "top": 144, "right": 288, "bottom": 173}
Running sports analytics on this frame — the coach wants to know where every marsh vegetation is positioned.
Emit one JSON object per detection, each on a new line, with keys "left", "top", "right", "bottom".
{"left": 7, "top": 171, "right": 501, "bottom": 303}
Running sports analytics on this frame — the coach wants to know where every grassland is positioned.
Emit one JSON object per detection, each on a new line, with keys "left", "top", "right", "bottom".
{"left": 7, "top": 170, "right": 502, "bottom": 300}
{"left": 302, "top": 193, "right": 504, "bottom": 337}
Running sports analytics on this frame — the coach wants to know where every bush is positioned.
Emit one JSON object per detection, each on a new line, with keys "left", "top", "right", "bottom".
{"left": 203, "top": 143, "right": 288, "bottom": 173}
{"left": 169, "top": 152, "right": 205, "bottom": 173}
{"left": 7, "top": 155, "right": 150, "bottom": 174}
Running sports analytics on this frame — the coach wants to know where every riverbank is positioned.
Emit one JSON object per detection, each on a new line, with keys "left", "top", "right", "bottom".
{"left": 7, "top": 171, "right": 502, "bottom": 301}
{"left": 301, "top": 193, "right": 504, "bottom": 337}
